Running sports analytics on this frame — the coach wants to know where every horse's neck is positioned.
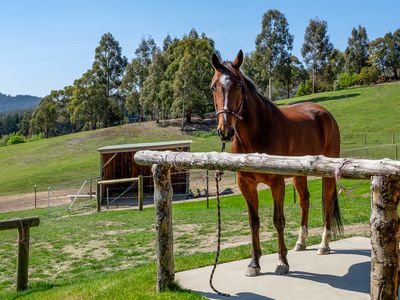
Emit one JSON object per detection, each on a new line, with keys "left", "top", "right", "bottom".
{"left": 233, "top": 87, "right": 284, "bottom": 153}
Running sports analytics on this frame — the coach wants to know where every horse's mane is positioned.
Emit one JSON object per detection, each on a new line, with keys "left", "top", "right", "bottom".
{"left": 223, "top": 61, "right": 273, "bottom": 105}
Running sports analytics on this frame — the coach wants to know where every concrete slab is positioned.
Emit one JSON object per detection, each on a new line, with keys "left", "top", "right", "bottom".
{"left": 176, "top": 237, "right": 376, "bottom": 300}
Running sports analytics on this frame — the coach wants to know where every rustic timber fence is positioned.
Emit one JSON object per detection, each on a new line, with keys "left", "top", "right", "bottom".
{"left": 0, "top": 217, "right": 40, "bottom": 291}
{"left": 134, "top": 150, "right": 400, "bottom": 299}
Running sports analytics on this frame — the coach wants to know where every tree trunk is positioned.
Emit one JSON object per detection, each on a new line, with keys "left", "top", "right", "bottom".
{"left": 312, "top": 67, "right": 316, "bottom": 93}
{"left": 393, "top": 65, "right": 399, "bottom": 80}
{"left": 186, "top": 112, "right": 191, "bottom": 124}
{"left": 370, "top": 176, "right": 400, "bottom": 299}
{"left": 268, "top": 67, "right": 272, "bottom": 101}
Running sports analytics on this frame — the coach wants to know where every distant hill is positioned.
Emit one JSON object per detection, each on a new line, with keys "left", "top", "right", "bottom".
{"left": 0, "top": 93, "right": 40, "bottom": 113}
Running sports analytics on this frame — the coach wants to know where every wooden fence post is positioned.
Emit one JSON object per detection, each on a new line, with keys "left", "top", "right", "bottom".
{"left": 17, "top": 226, "right": 30, "bottom": 291}
{"left": 152, "top": 164, "right": 174, "bottom": 292}
{"left": 138, "top": 175, "right": 143, "bottom": 211}
{"left": 0, "top": 217, "right": 40, "bottom": 291}
{"left": 370, "top": 176, "right": 400, "bottom": 300}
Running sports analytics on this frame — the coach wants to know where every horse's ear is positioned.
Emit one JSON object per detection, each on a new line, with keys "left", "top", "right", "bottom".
{"left": 211, "top": 52, "right": 223, "bottom": 70}
{"left": 232, "top": 50, "right": 243, "bottom": 69}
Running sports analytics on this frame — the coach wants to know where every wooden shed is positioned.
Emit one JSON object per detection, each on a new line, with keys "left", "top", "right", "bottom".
{"left": 97, "top": 140, "right": 192, "bottom": 205}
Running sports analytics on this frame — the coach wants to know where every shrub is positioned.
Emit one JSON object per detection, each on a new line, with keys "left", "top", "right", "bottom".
{"left": 296, "top": 80, "right": 312, "bottom": 96}
{"left": 337, "top": 72, "right": 358, "bottom": 89}
{"left": 27, "top": 133, "right": 45, "bottom": 142}
{"left": 6, "top": 134, "right": 27, "bottom": 145}
{"left": 357, "top": 67, "right": 379, "bottom": 85}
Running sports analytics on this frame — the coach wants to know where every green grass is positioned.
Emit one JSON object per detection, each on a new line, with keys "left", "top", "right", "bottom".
{"left": 0, "top": 178, "right": 371, "bottom": 299}
{"left": 278, "top": 82, "right": 400, "bottom": 149}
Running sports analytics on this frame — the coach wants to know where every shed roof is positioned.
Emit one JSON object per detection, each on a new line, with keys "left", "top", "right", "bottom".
{"left": 98, "top": 140, "right": 192, "bottom": 154}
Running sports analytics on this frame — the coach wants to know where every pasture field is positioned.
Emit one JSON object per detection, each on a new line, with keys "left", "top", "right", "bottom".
{"left": 0, "top": 178, "right": 371, "bottom": 299}
{"left": 0, "top": 82, "right": 400, "bottom": 198}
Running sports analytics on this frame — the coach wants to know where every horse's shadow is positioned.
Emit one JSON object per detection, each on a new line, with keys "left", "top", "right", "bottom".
{"left": 278, "top": 248, "right": 370, "bottom": 294}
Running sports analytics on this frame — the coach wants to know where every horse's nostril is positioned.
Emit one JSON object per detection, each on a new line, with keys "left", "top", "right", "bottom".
{"left": 229, "top": 128, "right": 235, "bottom": 137}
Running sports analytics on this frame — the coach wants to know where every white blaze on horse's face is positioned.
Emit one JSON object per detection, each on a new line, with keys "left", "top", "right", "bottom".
{"left": 219, "top": 74, "right": 232, "bottom": 124}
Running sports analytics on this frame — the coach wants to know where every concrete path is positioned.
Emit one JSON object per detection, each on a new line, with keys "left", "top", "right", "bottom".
{"left": 176, "top": 237, "right": 374, "bottom": 300}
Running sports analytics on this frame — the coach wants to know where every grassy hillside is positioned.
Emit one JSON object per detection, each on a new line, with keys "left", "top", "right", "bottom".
{"left": 279, "top": 82, "right": 400, "bottom": 148}
{"left": 0, "top": 122, "right": 222, "bottom": 196}
{"left": 1, "top": 81, "right": 400, "bottom": 196}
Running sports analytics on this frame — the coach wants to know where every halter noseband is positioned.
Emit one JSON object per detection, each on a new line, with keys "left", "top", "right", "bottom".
{"left": 215, "top": 98, "right": 244, "bottom": 120}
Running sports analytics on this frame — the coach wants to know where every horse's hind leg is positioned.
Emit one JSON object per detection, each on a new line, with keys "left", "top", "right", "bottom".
{"left": 271, "top": 176, "right": 289, "bottom": 274}
{"left": 293, "top": 176, "right": 310, "bottom": 251}
{"left": 318, "top": 177, "right": 337, "bottom": 255}
{"left": 238, "top": 174, "right": 261, "bottom": 277}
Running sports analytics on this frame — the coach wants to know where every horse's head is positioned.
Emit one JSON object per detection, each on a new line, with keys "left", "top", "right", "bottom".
{"left": 211, "top": 50, "right": 244, "bottom": 143}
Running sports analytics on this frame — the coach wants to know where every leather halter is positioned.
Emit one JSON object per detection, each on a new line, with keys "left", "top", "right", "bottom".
{"left": 215, "top": 99, "right": 244, "bottom": 120}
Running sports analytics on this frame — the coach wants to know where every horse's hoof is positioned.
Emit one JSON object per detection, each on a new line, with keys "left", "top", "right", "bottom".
{"left": 245, "top": 267, "right": 261, "bottom": 277}
{"left": 317, "top": 246, "right": 330, "bottom": 255}
{"left": 294, "top": 243, "right": 306, "bottom": 251}
{"left": 275, "top": 264, "right": 289, "bottom": 275}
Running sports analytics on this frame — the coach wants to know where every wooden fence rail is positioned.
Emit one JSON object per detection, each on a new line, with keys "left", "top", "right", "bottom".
{"left": 0, "top": 217, "right": 40, "bottom": 291}
{"left": 134, "top": 150, "right": 400, "bottom": 300}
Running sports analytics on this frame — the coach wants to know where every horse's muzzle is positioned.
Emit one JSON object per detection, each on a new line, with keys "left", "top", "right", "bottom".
{"left": 217, "top": 127, "right": 235, "bottom": 142}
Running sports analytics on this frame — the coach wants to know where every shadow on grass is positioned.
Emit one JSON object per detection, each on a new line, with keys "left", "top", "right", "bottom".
{"left": 287, "top": 93, "right": 360, "bottom": 105}
{"left": 6, "top": 282, "right": 59, "bottom": 300}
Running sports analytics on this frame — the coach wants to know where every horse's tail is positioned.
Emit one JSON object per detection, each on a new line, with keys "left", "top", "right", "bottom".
{"left": 322, "top": 182, "right": 343, "bottom": 236}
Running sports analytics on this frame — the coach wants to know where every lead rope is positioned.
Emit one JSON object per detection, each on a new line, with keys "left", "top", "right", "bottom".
{"left": 209, "top": 142, "right": 230, "bottom": 297}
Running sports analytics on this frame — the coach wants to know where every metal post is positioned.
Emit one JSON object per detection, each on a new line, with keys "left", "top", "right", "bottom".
{"left": 106, "top": 187, "right": 109, "bottom": 209}
{"left": 34, "top": 185, "right": 37, "bottom": 209}
{"left": 96, "top": 181, "right": 101, "bottom": 212}
{"left": 392, "top": 132, "right": 395, "bottom": 144}
{"left": 206, "top": 170, "right": 209, "bottom": 208}
{"left": 396, "top": 145, "right": 398, "bottom": 160}
{"left": 89, "top": 178, "right": 93, "bottom": 200}
{"left": 138, "top": 175, "right": 143, "bottom": 211}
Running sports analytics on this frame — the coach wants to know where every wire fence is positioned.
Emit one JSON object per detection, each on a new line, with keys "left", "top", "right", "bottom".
{"left": 341, "top": 132, "right": 400, "bottom": 149}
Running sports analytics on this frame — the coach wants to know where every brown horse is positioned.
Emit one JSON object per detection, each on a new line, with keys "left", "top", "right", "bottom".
{"left": 211, "top": 50, "right": 342, "bottom": 276}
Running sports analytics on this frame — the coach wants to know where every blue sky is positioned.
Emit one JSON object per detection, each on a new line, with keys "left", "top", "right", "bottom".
{"left": 1, "top": 0, "right": 399, "bottom": 97}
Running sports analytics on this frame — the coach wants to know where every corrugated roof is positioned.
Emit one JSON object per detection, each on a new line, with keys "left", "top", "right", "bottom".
{"left": 98, "top": 140, "right": 192, "bottom": 153}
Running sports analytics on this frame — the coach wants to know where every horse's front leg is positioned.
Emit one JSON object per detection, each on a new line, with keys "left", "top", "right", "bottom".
{"left": 271, "top": 176, "right": 289, "bottom": 274}
{"left": 238, "top": 174, "right": 261, "bottom": 277}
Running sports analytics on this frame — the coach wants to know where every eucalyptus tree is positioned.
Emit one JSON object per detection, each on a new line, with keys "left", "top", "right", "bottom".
{"left": 384, "top": 29, "right": 400, "bottom": 80}
{"left": 140, "top": 50, "right": 166, "bottom": 122}
{"left": 302, "top": 18, "right": 333, "bottom": 93}
{"left": 122, "top": 37, "right": 158, "bottom": 119}
{"left": 92, "top": 32, "right": 127, "bottom": 126}
{"left": 255, "top": 9, "right": 293, "bottom": 100}
{"left": 344, "top": 26, "right": 369, "bottom": 73}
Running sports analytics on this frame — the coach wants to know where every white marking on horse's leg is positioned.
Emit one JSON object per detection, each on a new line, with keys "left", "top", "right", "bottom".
{"left": 294, "top": 225, "right": 308, "bottom": 251}
{"left": 317, "top": 227, "right": 332, "bottom": 255}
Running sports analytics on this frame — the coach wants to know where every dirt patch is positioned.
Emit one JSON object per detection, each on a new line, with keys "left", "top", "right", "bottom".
{"left": 63, "top": 240, "right": 112, "bottom": 260}
{"left": 103, "top": 228, "right": 144, "bottom": 235}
